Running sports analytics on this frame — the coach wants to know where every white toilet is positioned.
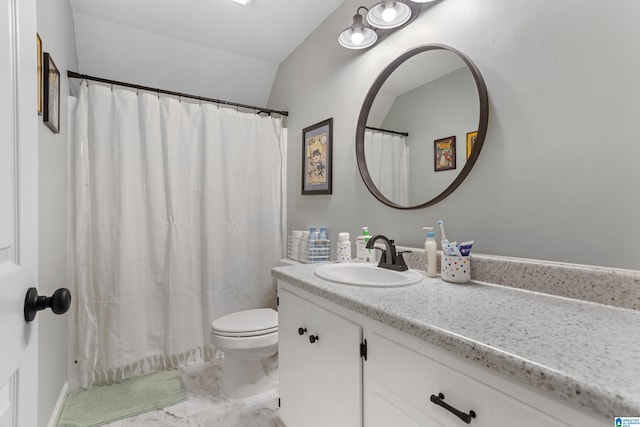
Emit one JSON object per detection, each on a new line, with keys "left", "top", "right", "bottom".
{"left": 210, "top": 308, "right": 278, "bottom": 399}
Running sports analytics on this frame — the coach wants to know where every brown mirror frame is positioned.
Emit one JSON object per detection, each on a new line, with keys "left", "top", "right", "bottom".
{"left": 356, "top": 44, "right": 489, "bottom": 209}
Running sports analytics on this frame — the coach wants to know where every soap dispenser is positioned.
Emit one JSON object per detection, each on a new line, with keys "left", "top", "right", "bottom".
{"left": 356, "top": 227, "right": 373, "bottom": 262}
{"left": 422, "top": 227, "right": 437, "bottom": 277}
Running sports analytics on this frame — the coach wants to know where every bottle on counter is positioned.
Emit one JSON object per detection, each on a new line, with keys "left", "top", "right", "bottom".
{"left": 337, "top": 232, "right": 352, "bottom": 263}
{"left": 318, "top": 226, "right": 327, "bottom": 240}
{"left": 422, "top": 226, "right": 438, "bottom": 277}
{"left": 356, "top": 226, "right": 373, "bottom": 262}
{"left": 315, "top": 226, "right": 329, "bottom": 263}
{"left": 308, "top": 226, "right": 318, "bottom": 262}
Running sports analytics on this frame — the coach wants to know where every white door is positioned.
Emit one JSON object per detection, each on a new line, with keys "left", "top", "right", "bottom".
{"left": 0, "top": 0, "right": 38, "bottom": 425}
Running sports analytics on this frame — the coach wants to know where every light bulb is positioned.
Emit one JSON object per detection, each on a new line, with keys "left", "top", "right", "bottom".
{"left": 382, "top": 2, "right": 397, "bottom": 22}
{"left": 350, "top": 29, "right": 364, "bottom": 45}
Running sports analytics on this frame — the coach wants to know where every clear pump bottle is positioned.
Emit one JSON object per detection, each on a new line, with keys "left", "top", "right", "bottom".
{"left": 356, "top": 227, "right": 373, "bottom": 262}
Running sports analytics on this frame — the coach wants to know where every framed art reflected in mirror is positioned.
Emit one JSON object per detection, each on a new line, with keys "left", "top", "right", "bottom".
{"left": 467, "top": 131, "right": 478, "bottom": 159}
{"left": 434, "top": 136, "right": 456, "bottom": 171}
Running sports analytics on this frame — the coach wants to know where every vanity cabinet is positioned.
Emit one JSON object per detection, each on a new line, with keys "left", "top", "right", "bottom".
{"left": 278, "top": 286, "right": 363, "bottom": 427}
{"left": 277, "top": 280, "right": 605, "bottom": 427}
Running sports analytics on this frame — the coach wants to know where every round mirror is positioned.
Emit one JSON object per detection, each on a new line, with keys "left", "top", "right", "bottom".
{"left": 356, "top": 44, "right": 489, "bottom": 209}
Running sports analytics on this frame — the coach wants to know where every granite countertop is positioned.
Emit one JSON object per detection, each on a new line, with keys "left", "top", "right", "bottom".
{"left": 272, "top": 262, "right": 640, "bottom": 420}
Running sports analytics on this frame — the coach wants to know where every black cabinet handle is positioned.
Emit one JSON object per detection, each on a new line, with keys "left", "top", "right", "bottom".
{"left": 298, "top": 327, "right": 307, "bottom": 335}
{"left": 309, "top": 335, "right": 319, "bottom": 343}
{"left": 24, "top": 287, "right": 71, "bottom": 323}
{"left": 430, "top": 393, "right": 476, "bottom": 424}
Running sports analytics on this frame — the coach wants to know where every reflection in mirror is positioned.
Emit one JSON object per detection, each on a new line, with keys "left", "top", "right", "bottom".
{"left": 356, "top": 44, "right": 488, "bottom": 209}
{"left": 364, "top": 128, "right": 409, "bottom": 205}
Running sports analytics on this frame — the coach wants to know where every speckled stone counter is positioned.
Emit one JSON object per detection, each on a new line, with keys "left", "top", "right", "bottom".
{"left": 272, "top": 262, "right": 640, "bottom": 421}
{"left": 400, "top": 248, "right": 640, "bottom": 310}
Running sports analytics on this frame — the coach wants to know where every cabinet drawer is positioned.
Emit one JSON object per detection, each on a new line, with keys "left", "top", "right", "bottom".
{"left": 365, "top": 331, "right": 567, "bottom": 427}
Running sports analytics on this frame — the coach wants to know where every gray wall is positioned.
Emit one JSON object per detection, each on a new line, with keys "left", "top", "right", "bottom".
{"left": 269, "top": 0, "right": 640, "bottom": 270}
{"left": 36, "top": 0, "right": 77, "bottom": 425}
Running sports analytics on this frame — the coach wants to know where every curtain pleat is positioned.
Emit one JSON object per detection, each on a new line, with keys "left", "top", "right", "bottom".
{"left": 364, "top": 130, "right": 409, "bottom": 205}
{"left": 69, "top": 83, "right": 284, "bottom": 387}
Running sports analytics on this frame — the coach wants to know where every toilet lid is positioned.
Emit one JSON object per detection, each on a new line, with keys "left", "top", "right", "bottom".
{"left": 211, "top": 308, "right": 278, "bottom": 337}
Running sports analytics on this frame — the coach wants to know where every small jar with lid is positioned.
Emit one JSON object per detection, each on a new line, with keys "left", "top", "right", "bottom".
{"left": 337, "top": 232, "right": 352, "bottom": 263}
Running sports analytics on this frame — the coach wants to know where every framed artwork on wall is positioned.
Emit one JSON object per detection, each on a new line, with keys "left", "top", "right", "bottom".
{"left": 434, "top": 136, "right": 456, "bottom": 171}
{"left": 43, "top": 52, "right": 60, "bottom": 133}
{"left": 37, "top": 34, "right": 42, "bottom": 115}
{"left": 302, "top": 118, "right": 333, "bottom": 195}
{"left": 466, "top": 131, "right": 478, "bottom": 159}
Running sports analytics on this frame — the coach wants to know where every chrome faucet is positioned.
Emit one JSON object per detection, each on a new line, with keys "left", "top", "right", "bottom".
{"left": 365, "top": 235, "right": 409, "bottom": 271}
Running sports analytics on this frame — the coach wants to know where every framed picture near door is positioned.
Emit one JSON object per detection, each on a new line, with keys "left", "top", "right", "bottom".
{"left": 301, "top": 118, "right": 333, "bottom": 195}
{"left": 37, "top": 34, "right": 42, "bottom": 115}
{"left": 43, "top": 52, "right": 60, "bottom": 133}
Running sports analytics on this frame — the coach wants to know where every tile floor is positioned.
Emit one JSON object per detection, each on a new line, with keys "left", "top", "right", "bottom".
{"left": 102, "top": 355, "right": 284, "bottom": 426}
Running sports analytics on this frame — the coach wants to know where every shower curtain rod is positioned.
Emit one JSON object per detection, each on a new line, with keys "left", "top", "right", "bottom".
{"left": 365, "top": 126, "right": 409, "bottom": 137}
{"left": 67, "top": 71, "right": 289, "bottom": 117}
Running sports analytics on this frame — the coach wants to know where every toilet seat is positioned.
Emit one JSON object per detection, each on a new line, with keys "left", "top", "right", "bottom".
{"left": 211, "top": 308, "right": 278, "bottom": 338}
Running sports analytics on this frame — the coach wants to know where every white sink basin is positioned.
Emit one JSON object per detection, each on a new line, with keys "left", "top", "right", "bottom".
{"left": 314, "top": 263, "right": 424, "bottom": 287}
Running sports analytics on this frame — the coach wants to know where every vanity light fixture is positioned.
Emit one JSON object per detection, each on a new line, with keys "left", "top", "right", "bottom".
{"left": 366, "top": 1, "right": 412, "bottom": 29}
{"left": 230, "top": 0, "right": 252, "bottom": 4}
{"left": 338, "top": 7, "right": 378, "bottom": 50}
{"left": 339, "top": 1, "right": 434, "bottom": 50}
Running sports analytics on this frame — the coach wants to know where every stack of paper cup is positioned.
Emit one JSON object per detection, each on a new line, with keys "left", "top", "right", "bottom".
{"left": 300, "top": 231, "right": 310, "bottom": 261}
{"left": 290, "top": 230, "right": 303, "bottom": 261}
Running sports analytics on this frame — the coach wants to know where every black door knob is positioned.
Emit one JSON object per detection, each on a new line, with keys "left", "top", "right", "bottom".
{"left": 24, "top": 287, "right": 71, "bottom": 323}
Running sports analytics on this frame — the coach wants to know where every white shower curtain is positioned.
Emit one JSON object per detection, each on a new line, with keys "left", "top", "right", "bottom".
{"left": 69, "top": 82, "right": 285, "bottom": 387}
{"left": 364, "top": 129, "right": 409, "bottom": 205}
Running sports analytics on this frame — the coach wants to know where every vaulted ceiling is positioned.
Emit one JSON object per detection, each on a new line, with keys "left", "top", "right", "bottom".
{"left": 68, "top": 0, "right": 347, "bottom": 106}
{"left": 69, "top": 0, "right": 345, "bottom": 65}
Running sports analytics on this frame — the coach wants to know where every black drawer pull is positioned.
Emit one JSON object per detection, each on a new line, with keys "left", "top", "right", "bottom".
{"left": 298, "top": 327, "right": 307, "bottom": 336}
{"left": 309, "top": 335, "right": 319, "bottom": 344}
{"left": 430, "top": 393, "right": 476, "bottom": 424}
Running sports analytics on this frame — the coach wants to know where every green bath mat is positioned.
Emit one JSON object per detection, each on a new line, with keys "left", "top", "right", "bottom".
{"left": 57, "top": 369, "right": 187, "bottom": 427}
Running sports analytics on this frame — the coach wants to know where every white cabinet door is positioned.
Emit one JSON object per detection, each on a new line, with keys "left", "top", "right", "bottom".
{"left": 0, "top": 0, "right": 38, "bottom": 426}
{"left": 306, "top": 296, "right": 362, "bottom": 427}
{"left": 278, "top": 286, "right": 362, "bottom": 427}
{"left": 278, "top": 287, "right": 314, "bottom": 427}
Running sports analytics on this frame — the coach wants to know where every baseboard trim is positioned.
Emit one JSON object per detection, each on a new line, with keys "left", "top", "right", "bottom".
{"left": 47, "top": 380, "right": 69, "bottom": 427}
